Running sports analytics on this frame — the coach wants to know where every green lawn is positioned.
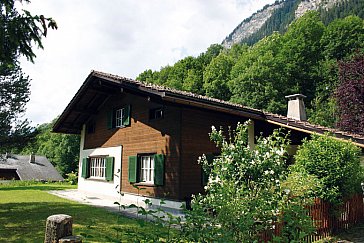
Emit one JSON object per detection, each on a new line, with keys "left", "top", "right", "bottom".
{"left": 0, "top": 181, "right": 173, "bottom": 242}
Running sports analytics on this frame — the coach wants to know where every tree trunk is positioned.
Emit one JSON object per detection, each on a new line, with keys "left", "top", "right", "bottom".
{"left": 44, "top": 214, "right": 73, "bottom": 243}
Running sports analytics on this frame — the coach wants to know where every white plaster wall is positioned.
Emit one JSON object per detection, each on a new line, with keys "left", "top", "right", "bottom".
{"left": 78, "top": 126, "right": 122, "bottom": 199}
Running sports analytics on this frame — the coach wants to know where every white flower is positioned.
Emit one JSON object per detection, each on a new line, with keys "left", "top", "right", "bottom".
{"left": 264, "top": 170, "right": 269, "bottom": 175}
{"left": 270, "top": 170, "right": 274, "bottom": 175}
{"left": 211, "top": 125, "right": 216, "bottom": 131}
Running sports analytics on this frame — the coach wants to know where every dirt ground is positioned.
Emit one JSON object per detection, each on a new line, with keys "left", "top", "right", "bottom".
{"left": 334, "top": 223, "right": 364, "bottom": 243}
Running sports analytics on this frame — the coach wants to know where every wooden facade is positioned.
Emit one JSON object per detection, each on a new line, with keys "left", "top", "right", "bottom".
{"left": 82, "top": 91, "right": 244, "bottom": 200}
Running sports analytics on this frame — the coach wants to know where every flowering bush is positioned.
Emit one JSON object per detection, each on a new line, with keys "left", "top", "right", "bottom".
{"left": 182, "top": 121, "right": 317, "bottom": 242}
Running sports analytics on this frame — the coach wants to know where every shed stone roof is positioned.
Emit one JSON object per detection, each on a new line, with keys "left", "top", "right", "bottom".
{"left": 0, "top": 155, "right": 64, "bottom": 181}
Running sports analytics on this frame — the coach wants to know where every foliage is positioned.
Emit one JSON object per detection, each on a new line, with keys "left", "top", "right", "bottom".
{"left": 65, "top": 171, "right": 78, "bottom": 185}
{"left": 203, "top": 53, "right": 233, "bottom": 100}
{"left": 336, "top": 54, "right": 364, "bottom": 135}
{"left": 321, "top": 15, "right": 364, "bottom": 60}
{"left": 17, "top": 118, "right": 80, "bottom": 177}
{"left": 0, "top": 0, "right": 56, "bottom": 154}
{"left": 182, "top": 122, "right": 317, "bottom": 242}
{"left": 0, "top": 182, "right": 171, "bottom": 242}
{"left": 293, "top": 133, "right": 362, "bottom": 205}
{"left": 137, "top": 10, "right": 364, "bottom": 128}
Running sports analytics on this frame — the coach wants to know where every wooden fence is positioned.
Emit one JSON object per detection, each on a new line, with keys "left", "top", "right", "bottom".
{"left": 262, "top": 194, "right": 364, "bottom": 242}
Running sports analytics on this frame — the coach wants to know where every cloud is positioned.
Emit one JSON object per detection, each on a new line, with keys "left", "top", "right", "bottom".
{"left": 19, "top": 0, "right": 276, "bottom": 126}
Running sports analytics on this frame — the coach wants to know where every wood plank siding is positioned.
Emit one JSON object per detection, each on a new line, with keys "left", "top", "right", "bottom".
{"left": 84, "top": 92, "right": 182, "bottom": 199}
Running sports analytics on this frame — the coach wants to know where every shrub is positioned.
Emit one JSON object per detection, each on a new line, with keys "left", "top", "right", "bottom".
{"left": 65, "top": 171, "right": 78, "bottom": 185}
{"left": 293, "top": 133, "right": 362, "bottom": 205}
{"left": 182, "top": 121, "right": 317, "bottom": 242}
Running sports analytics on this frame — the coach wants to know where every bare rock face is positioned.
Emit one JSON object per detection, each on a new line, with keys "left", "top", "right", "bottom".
{"left": 222, "top": 3, "right": 283, "bottom": 48}
{"left": 222, "top": 0, "right": 342, "bottom": 48}
{"left": 295, "top": 0, "right": 342, "bottom": 18}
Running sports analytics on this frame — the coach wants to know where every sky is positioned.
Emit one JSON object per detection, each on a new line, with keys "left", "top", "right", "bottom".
{"left": 20, "top": 0, "right": 276, "bottom": 126}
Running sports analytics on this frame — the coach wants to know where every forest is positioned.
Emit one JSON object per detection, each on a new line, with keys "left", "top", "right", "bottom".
{"left": 137, "top": 11, "right": 364, "bottom": 131}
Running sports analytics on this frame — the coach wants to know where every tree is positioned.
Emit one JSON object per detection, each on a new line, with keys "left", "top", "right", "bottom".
{"left": 0, "top": 0, "right": 57, "bottom": 154}
{"left": 18, "top": 119, "right": 80, "bottom": 176}
{"left": 321, "top": 15, "right": 364, "bottom": 60}
{"left": 203, "top": 53, "right": 233, "bottom": 100}
{"left": 281, "top": 11, "right": 325, "bottom": 103}
{"left": 336, "top": 54, "right": 364, "bottom": 135}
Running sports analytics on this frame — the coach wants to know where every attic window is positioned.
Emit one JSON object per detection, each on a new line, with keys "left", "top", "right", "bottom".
{"left": 107, "top": 105, "right": 131, "bottom": 129}
{"left": 149, "top": 107, "right": 163, "bottom": 120}
{"left": 115, "top": 108, "right": 125, "bottom": 127}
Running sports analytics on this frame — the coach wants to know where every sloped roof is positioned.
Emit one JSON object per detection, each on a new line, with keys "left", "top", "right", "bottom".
{"left": 53, "top": 70, "right": 364, "bottom": 148}
{"left": 0, "top": 155, "right": 64, "bottom": 181}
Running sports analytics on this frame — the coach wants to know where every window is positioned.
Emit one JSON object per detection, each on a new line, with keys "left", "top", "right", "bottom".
{"left": 115, "top": 108, "right": 124, "bottom": 128}
{"left": 107, "top": 105, "right": 131, "bottom": 129}
{"left": 81, "top": 156, "right": 114, "bottom": 181}
{"left": 140, "top": 155, "right": 155, "bottom": 183}
{"left": 90, "top": 157, "right": 106, "bottom": 178}
{"left": 128, "top": 154, "right": 164, "bottom": 186}
{"left": 149, "top": 107, "right": 163, "bottom": 120}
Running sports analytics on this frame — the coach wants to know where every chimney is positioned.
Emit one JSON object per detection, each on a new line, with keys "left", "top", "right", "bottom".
{"left": 29, "top": 154, "right": 36, "bottom": 163}
{"left": 285, "top": 94, "right": 307, "bottom": 121}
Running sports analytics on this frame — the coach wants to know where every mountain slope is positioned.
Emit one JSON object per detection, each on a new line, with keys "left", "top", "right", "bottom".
{"left": 222, "top": 0, "right": 363, "bottom": 47}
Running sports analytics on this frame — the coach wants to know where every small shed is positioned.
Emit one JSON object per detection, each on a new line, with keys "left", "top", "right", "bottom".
{"left": 0, "top": 154, "right": 64, "bottom": 181}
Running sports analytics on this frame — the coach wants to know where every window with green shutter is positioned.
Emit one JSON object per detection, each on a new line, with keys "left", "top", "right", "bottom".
{"left": 154, "top": 154, "right": 164, "bottom": 186}
{"left": 81, "top": 158, "right": 90, "bottom": 178}
{"left": 105, "top": 157, "right": 114, "bottom": 181}
{"left": 82, "top": 156, "right": 115, "bottom": 181}
{"left": 128, "top": 156, "right": 137, "bottom": 183}
{"left": 107, "top": 105, "right": 131, "bottom": 129}
{"left": 122, "top": 105, "right": 131, "bottom": 126}
{"left": 128, "top": 153, "right": 165, "bottom": 186}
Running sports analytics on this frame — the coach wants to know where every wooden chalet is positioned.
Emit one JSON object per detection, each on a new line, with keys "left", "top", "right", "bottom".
{"left": 53, "top": 70, "right": 364, "bottom": 210}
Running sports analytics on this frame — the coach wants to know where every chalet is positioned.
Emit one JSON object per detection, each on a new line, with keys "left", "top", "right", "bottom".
{"left": 0, "top": 154, "right": 64, "bottom": 181}
{"left": 53, "top": 70, "right": 364, "bottom": 211}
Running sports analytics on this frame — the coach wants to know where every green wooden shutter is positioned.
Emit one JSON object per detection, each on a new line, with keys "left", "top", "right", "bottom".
{"left": 105, "top": 157, "right": 114, "bottom": 181}
{"left": 122, "top": 105, "right": 131, "bottom": 126}
{"left": 81, "top": 158, "right": 90, "bottom": 178}
{"left": 128, "top": 155, "right": 137, "bottom": 183}
{"left": 107, "top": 110, "right": 113, "bottom": 129}
{"left": 154, "top": 154, "right": 165, "bottom": 186}
{"left": 202, "top": 154, "right": 214, "bottom": 186}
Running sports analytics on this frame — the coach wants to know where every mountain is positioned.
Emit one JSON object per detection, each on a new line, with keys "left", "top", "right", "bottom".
{"left": 222, "top": 0, "right": 364, "bottom": 48}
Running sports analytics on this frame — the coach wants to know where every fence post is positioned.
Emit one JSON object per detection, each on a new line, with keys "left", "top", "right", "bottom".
{"left": 44, "top": 214, "right": 81, "bottom": 243}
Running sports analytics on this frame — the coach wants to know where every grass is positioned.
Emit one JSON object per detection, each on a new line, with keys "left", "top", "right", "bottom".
{"left": 0, "top": 181, "right": 175, "bottom": 242}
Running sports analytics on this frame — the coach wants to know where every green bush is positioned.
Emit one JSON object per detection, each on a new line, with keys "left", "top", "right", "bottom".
{"left": 65, "top": 171, "right": 78, "bottom": 185}
{"left": 182, "top": 121, "right": 317, "bottom": 242}
{"left": 293, "top": 133, "right": 362, "bottom": 205}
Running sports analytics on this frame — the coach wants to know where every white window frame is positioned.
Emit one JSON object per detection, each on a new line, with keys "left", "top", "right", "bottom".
{"left": 89, "top": 157, "right": 106, "bottom": 179}
{"left": 115, "top": 108, "right": 124, "bottom": 128}
{"left": 139, "top": 155, "right": 155, "bottom": 184}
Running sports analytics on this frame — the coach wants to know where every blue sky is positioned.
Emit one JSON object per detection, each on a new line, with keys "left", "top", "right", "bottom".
{"left": 20, "top": 0, "right": 276, "bottom": 126}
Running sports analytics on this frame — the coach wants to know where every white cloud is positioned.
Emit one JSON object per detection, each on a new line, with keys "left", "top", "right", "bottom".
{"left": 19, "top": 0, "right": 276, "bottom": 126}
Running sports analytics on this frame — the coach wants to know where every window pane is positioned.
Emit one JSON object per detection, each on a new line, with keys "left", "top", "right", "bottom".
{"left": 139, "top": 155, "right": 155, "bottom": 183}
{"left": 90, "top": 157, "right": 106, "bottom": 179}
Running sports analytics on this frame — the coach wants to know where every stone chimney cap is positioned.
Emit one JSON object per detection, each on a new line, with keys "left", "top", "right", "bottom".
{"left": 285, "top": 94, "right": 306, "bottom": 100}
